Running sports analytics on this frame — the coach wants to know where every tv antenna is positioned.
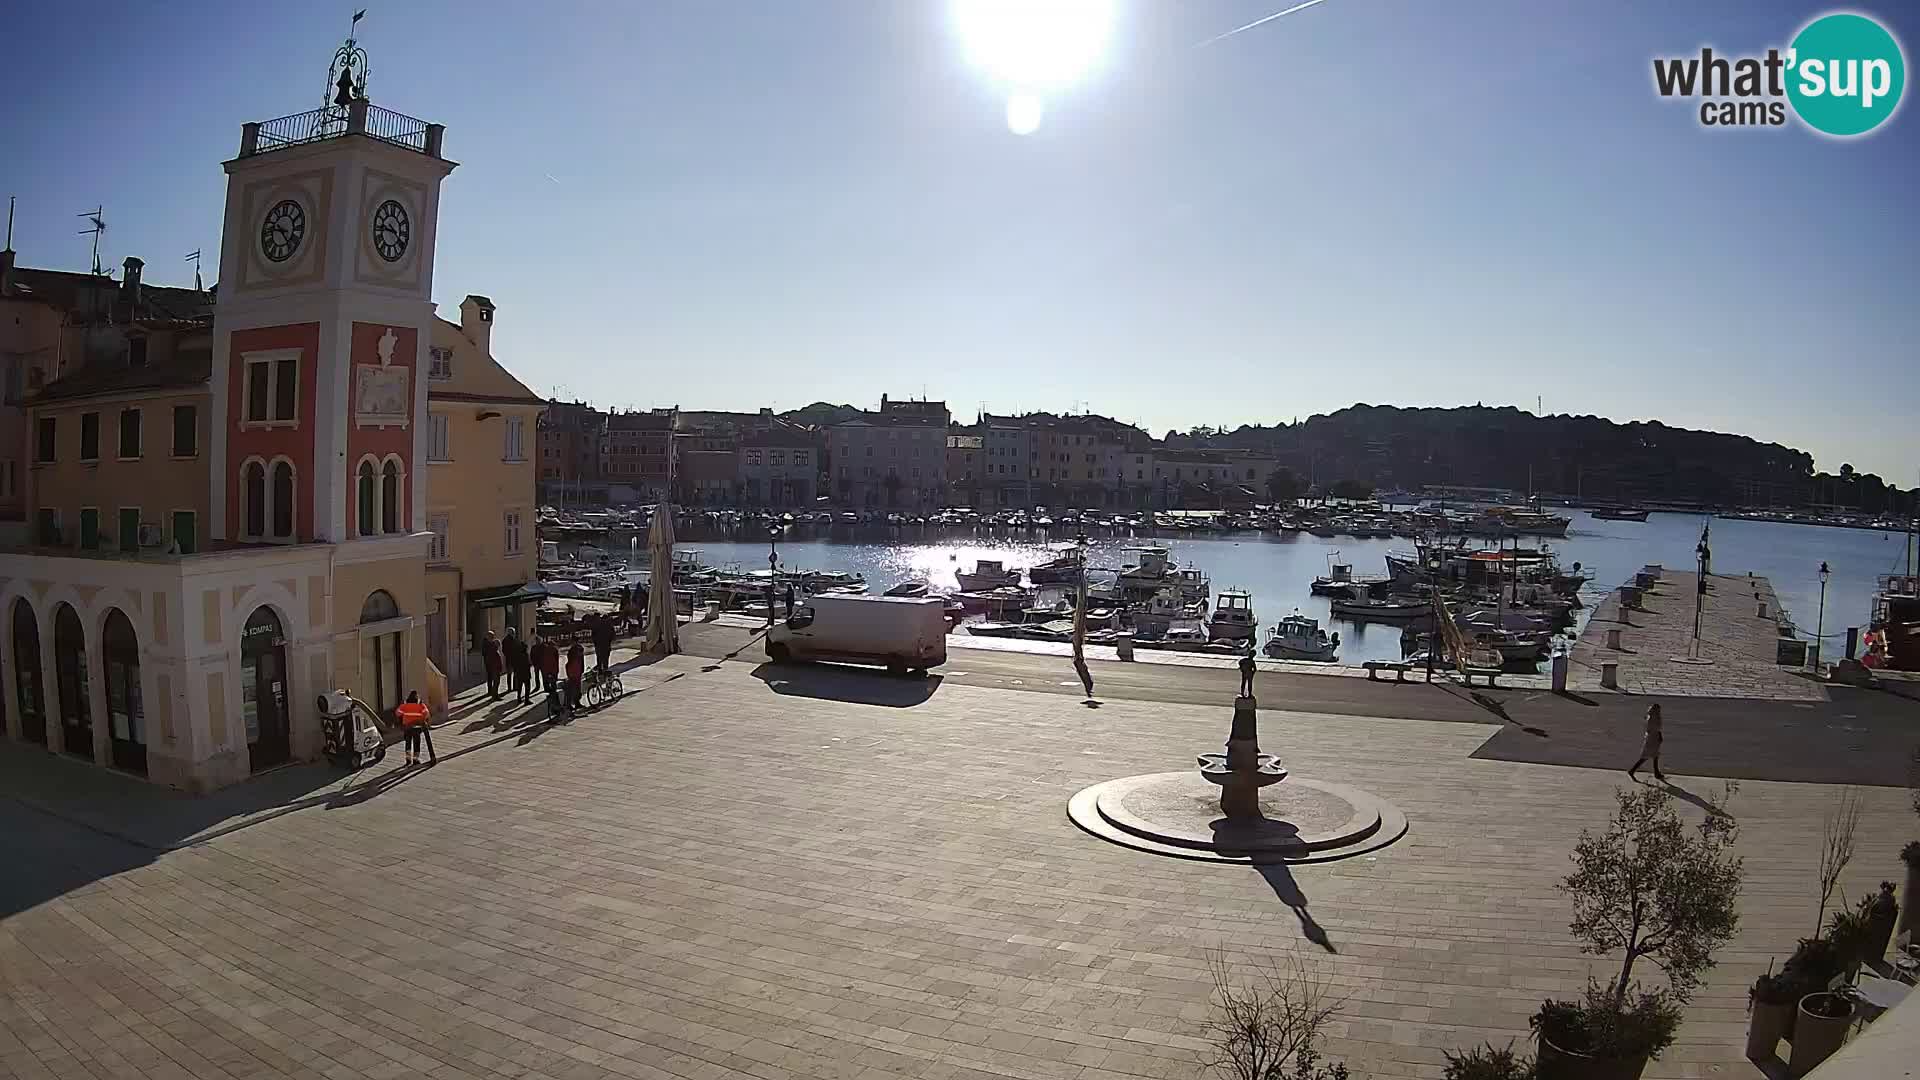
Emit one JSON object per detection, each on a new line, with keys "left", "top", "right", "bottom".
{"left": 77, "top": 207, "right": 107, "bottom": 276}
{"left": 185, "top": 249, "right": 204, "bottom": 293}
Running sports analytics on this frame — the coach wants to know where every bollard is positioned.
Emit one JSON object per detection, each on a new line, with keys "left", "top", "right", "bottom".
{"left": 1634, "top": 572, "right": 1655, "bottom": 590}
{"left": 1606, "top": 628, "right": 1623, "bottom": 650}
{"left": 1644, "top": 564, "right": 1663, "bottom": 578}
{"left": 1846, "top": 627, "right": 1859, "bottom": 660}
{"left": 1115, "top": 633, "right": 1134, "bottom": 662}
{"left": 1601, "top": 661, "right": 1619, "bottom": 689}
{"left": 1551, "top": 653, "right": 1569, "bottom": 692}
{"left": 1621, "top": 586, "right": 1642, "bottom": 609}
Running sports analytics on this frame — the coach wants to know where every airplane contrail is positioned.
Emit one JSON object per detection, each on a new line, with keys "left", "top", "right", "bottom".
{"left": 1195, "top": 0, "right": 1337, "bottom": 48}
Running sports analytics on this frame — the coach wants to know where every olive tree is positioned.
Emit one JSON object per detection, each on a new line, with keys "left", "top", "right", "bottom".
{"left": 1562, "top": 785, "right": 1743, "bottom": 1008}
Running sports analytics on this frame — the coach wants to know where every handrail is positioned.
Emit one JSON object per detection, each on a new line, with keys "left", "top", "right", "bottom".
{"left": 247, "top": 104, "right": 433, "bottom": 157}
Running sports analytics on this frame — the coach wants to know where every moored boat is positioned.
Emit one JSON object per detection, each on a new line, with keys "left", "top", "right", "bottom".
{"left": 1263, "top": 612, "right": 1340, "bottom": 662}
{"left": 1207, "top": 588, "right": 1257, "bottom": 643}
{"left": 956, "top": 559, "right": 1022, "bottom": 591}
{"left": 1590, "top": 506, "right": 1651, "bottom": 522}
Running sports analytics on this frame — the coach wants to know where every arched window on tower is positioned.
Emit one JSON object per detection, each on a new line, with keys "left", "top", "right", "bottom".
{"left": 357, "top": 461, "right": 377, "bottom": 537}
{"left": 243, "top": 461, "right": 267, "bottom": 539}
{"left": 381, "top": 459, "right": 401, "bottom": 534}
{"left": 270, "top": 461, "right": 294, "bottom": 539}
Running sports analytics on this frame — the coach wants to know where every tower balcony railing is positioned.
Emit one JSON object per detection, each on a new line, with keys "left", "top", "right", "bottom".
{"left": 242, "top": 101, "right": 444, "bottom": 159}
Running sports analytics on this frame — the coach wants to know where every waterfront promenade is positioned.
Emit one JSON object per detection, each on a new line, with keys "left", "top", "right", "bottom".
{"left": 1568, "top": 569, "right": 1825, "bottom": 701}
{"left": 4, "top": 645, "right": 1916, "bottom": 1080}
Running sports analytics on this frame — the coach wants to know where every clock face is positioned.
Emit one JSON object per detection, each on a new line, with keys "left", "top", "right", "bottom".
{"left": 260, "top": 199, "right": 305, "bottom": 263}
{"left": 371, "top": 199, "right": 410, "bottom": 262}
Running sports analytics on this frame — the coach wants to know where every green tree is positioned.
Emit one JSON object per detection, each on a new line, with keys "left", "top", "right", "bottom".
{"left": 1327, "top": 478, "right": 1373, "bottom": 501}
{"left": 1562, "top": 786, "right": 1742, "bottom": 1007}
{"left": 1265, "top": 467, "right": 1303, "bottom": 504}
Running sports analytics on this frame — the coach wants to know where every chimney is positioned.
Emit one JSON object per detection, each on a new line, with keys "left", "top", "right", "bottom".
{"left": 459, "top": 294, "right": 495, "bottom": 354}
{"left": 122, "top": 256, "right": 144, "bottom": 309}
{"left": 0, "top": 247, "right": 13, "bottom": 295}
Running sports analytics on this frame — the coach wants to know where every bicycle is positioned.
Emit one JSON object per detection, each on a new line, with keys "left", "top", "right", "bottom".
{"left": 581, "top": 666, "right": 624, "bottom": 707}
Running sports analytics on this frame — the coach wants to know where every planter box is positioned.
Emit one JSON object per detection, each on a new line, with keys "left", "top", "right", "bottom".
{"left": 1788, "top": 993, "right": 1855, "bottom": 1078}
{"left": 1537, "top": 1035, "right": 1651, "bottom": 1080}
{"left": 1746, "top": 999, "right": 1794, "bottom": 1062}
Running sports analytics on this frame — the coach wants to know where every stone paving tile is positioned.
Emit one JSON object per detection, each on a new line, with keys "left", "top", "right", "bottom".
{"left": 3, "top": 659, "right": 1913, "bottom": 1080}
{"left": 1571, "top": 571, "right": 1825, "bottom": 701}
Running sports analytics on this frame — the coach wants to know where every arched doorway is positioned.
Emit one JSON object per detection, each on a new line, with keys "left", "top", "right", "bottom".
{"left": 102, "top": 609, "right": 147, "bottom": 775}
{"left": 241, "top": 607, "right": 291, "bottom": 771}
{"left": 10, "top": 599, "right": 46, "bottom": 746}
{"left": 359, "top": 590, "right": 404, "bottom": 716}
{"left": 53, "top": 603, "right": 92, "bottom": 760}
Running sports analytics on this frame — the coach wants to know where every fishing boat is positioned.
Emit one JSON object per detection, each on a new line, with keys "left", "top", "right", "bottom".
{"left": 1028, "top": 543, "right": 1087, "bottom": 585}
{"left": 965, "top": 621, "right": 1028, "bottom": 638}
{"left": 1127, "top": 588, "right": 1203, "bottom": 637}
{"left": 883, "top": 581, "right": 929, "bottom": 597}
{"left": 1263, "top": 612, "right": 1340, "bottom": 662}
{"left": 1207, "top": 588, "right": 1257, "bottom": 643}
{"left": 1310, "top": 560, "right": 1390, "bottom": 596}
{"left": 956, "top": 559, "right": 1022, "bottom": 591}
{"left": 1590, "top": 506, "right": 1651, "bottom": 522}
{"left": 1329, "top": 585, "right": 1433, "bottom": 622}
{"left": 1116, "top": 547, "right": 1174, "bottom": 593}
{"left": 953, "top": 586, "right": 1030, "bottom": 616}
{"left": 1467, "top": 506, "right": 1572, "bottom": 537}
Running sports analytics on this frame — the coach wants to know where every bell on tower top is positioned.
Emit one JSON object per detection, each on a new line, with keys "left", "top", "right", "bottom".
{"left": 325, "top": 10, "right": 372, "bottom": 110}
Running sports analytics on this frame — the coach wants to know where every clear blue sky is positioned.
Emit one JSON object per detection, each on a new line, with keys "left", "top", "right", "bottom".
{"left": 3, "top": 2, "right": 1915, "bottom": 479}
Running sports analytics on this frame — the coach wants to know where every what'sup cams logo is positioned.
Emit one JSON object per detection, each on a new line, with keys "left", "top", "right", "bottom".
{"left": 1653, "top": 11, "right": 1906, "bottom": 136}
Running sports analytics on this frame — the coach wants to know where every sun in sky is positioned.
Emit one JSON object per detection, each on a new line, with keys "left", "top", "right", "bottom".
{"left": 949, "top": 0, "right": 1117, "bottom": 134}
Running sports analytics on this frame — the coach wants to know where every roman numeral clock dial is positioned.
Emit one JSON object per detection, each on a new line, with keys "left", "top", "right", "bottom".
{"left": 372, "top": 199, "right": 410, "bottom": 262}
{"left": 259, "top": 199, "right": 305, "bottom": 263}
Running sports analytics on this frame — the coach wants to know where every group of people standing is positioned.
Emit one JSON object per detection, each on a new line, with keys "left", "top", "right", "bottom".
{"left": 479, "top": 612, "right": 620, "bottom": 719}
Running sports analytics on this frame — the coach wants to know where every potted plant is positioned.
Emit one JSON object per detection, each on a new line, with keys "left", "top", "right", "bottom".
{"left": 1445, "top": 1042, "right": 1537, "bottom": 1080}
{"left": 1900, "top": 842, "right": 1920, "bottom": 938}
{"left": 1788, "top": 990, "right": 1856, "bottom": 1077}
{"left": 1536, "top": 787, "right": 1743, "bottom": 1080}
{"left": 1532, "top": 985, "right": 1678, "bottom": 1080}
{"left": 1866, "top": 881, "right": 1898, "bottom": 967}
{"left": 1746, "top": 968, "right": 1798, "bottom": 1061}
{"left": 1827, "top": 900, "right": 1875, "bottom": 978}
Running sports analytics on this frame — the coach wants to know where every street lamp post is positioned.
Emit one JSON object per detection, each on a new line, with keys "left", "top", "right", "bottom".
{"left": 1814, "top": 560, "right": 1830, "bottom": 669}
{"left": 767, "top": 525, "right": 781, "bottom": 626}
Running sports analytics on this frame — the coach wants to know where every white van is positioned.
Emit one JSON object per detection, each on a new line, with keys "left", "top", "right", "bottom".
{"left": 766, "top": 594, "right": 948, "bottom": 675}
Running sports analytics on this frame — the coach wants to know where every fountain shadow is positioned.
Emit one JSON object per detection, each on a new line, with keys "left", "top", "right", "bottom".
{"left": 749, "top": 663, "right": 944, "bottom": 708}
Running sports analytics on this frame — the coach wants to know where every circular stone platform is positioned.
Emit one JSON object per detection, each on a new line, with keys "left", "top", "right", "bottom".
{"left": 1068, "top": 772, "right": 1408, "bottom": 863}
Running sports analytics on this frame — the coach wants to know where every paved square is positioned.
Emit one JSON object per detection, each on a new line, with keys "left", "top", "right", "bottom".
{"left": 2, "top": 656, "right": 1912, "bottom": 1080}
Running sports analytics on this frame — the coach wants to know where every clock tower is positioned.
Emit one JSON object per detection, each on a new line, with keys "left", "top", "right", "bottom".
{"left": 209, "top": 43, "right": 455, "bottom": 548}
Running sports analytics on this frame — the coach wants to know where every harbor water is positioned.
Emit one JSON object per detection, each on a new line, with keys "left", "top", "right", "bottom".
{"left": 614, "top": 511, "right": 1913, "bottom": 668}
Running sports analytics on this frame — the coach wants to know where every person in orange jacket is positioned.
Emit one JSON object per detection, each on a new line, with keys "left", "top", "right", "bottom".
{"left": 395, "top": 691, "right": 436, "bottom": 766}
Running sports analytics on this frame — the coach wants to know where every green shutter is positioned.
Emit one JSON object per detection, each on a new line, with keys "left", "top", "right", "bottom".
{"left": 79, "top": 509, "right": 99, "bottom": 550}
{"left": 119, "top": 508, "right": 140, "bottom": 551}
{"left": 171, "top": 511, "right": 197, "bottom": 555}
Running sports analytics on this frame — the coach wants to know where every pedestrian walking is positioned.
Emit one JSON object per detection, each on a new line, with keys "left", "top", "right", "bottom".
{"left": 481, "top": 631, "right": 504, "bottom": 700}
{"left": 504, "top": 628, "right": 531, "bottom": 704}
{"left": 1627, "top": 702, "right": 1665, "bottom": 781}
{"left": 396, "top": 691, "right": 436, "bottom": 766}
{"left": 1238, "top": 652, "right": 1257, "bottom": 698}
{"left": 535, "top": 634, "right": 562, "bottom": 716}
{"left": 565, "top": 638, "right": 586, "bottom": 717}
{"left": 591, "top": 613, "right": 615, "bottom": 672}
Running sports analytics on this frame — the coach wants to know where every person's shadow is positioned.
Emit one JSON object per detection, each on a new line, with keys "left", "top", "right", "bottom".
{"left": 1657, "top": 777, "right": 1738, "bottom": 821}
{"left": 1254, "top": 860, "right": 1338, "bottom": 954}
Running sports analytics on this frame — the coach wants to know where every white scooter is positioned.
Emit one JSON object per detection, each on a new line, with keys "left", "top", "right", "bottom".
{"left": 317, "top": 689, "right": 393, "bottom": 769}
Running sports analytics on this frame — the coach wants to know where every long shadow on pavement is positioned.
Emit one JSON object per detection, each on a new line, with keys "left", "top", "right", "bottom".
{"left": 1252, "top": 861, "right": 1339, "bottom": 954}
{"left": 749, "top": 663, "right": 943, "bottom": 707}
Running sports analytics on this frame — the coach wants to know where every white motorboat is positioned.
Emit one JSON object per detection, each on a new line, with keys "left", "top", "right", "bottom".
{"left": 1207, "top": 589, "right": 1256, "bottom": 643}
{"left": 1128, "top": 588, "right": 1204, "bottom": 637}
{"left": 956, "top": 559, "right": 1022, "bottom": 591}
{"left": 1264, "top": 613, "right": 1340, "bottom": 662}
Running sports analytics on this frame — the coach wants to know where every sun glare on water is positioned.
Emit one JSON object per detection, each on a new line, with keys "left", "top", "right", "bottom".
{"left": 950, "top": 0, "right": 1116, "bottom": 134}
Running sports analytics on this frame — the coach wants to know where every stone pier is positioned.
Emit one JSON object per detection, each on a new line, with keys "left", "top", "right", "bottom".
{"left": 1569, "top": 569, "right": 1827, "bottom": 700}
